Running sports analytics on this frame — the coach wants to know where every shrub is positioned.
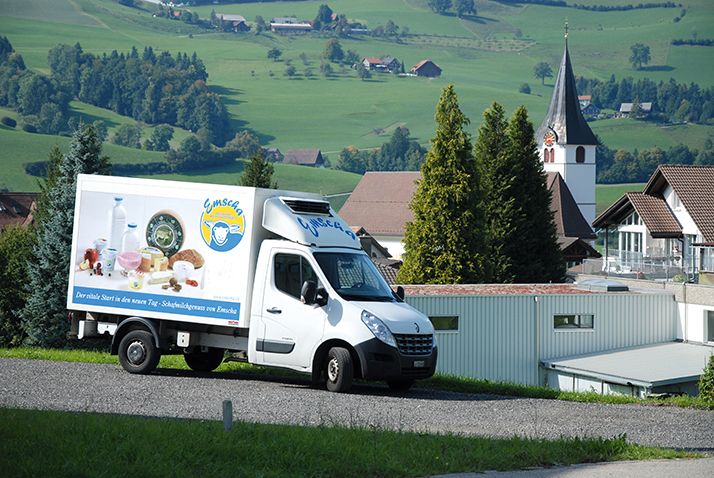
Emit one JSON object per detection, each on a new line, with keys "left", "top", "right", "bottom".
{"left": 22, "top": 123, "right": 37, "bottom": 133}
{"left": 519, "top": 83, "right": 531, "bottom": 94}
{"left": 1, "top": 116, "right": 16, "bottom": 128}
{"left": 699, "top": 355, "right": 714, "bottom": 401}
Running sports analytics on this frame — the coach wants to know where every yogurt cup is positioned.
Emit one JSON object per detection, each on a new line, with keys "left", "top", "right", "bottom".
{"left": 172, "top": 260, "right": 195, "bottom": 282}
{"left": 94, "top": 238, "right": 108, "bottom": 253}
{"left": 101, "top": 248, "right": 118, "bottom": 272}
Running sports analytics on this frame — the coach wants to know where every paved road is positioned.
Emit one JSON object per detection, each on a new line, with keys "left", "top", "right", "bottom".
{"left": 1, "top": 358, "right": 712, "bottom": 452}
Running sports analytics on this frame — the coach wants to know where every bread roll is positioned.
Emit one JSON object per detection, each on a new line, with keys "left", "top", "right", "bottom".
{"left": 169, "top": 249, "right": 205, "bottom": 269}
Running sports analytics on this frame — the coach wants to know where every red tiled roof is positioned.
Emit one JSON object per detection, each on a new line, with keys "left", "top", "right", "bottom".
{"left": 400, "top": 284, "right": 593, "bottom": 296}
{"left": 339, "top": 172, "right": 419, "bottom": 235}
{"left": 411, "top": 59, "right": 441, "bottom": 71}
{"left": 0, "top": 192, "right": 37, "bottom": 230}
{"left": 627, "top": 192, "right": 682, "bottom": 237}
{"left": 363, "top": 57, "right": 382, "bottom": 64}
{"left": 646, "top": 165, "right": 714, "bottom": 243}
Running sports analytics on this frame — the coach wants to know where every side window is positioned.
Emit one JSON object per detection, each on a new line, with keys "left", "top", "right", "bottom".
{"left": 576, "top": 146, "right": 585, "bottom": 163}
{"left": 274, "top": 253, "right": 317, "bottom": 300}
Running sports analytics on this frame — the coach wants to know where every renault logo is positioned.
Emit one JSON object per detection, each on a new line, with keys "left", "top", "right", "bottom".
{"left": 414, "top": 322, "right": 420, "bottom": 333}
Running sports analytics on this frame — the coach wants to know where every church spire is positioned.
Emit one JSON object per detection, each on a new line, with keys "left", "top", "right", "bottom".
{"left": 535, "top": 26, "right": 597, "bottom": 146}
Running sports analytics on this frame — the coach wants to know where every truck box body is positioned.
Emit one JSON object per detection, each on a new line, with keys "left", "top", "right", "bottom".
{"left": 67, "top": 174, "right": 349, "bottom": 328}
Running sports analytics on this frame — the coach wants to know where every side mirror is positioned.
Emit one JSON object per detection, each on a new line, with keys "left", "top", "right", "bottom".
{"left": 316, "top": 287, "right": 329, "bottom": 307}
{"left": 301, "top": 280, "right": 317, "bottom": 305}
{"left": 396, "top": 286, "right": 405, "bottom": 301}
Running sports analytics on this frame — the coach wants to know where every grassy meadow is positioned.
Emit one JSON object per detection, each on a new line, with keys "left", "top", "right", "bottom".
{"left": 0, "top": 0, "right": 712, "bottom": 194}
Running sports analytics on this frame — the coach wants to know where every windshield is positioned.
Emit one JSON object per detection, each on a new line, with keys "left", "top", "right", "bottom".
{"left": 314, "top": 252, "right": 396, "bottom": 302}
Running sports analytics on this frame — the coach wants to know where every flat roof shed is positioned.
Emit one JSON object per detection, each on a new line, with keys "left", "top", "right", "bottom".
{"left": 543, "top": 341, "right": 713, "bottom": 392}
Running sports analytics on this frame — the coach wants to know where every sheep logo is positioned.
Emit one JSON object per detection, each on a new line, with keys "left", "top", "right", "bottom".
{"left": 200, "top": 198, "right": 246, "bottom": 252}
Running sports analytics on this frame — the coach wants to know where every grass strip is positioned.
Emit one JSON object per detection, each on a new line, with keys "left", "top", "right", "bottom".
{"left": 2, "top": 347, "right": 712, "bottom": 410}
{"left": 0, "top": 408, "right": 696, "bottom": 478}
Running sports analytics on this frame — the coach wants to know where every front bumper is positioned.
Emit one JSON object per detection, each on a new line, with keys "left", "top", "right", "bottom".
{"left": 354, "top": 337, "right": 437, "bottom": 381}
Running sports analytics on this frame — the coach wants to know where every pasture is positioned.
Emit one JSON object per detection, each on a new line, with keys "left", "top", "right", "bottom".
{"left": 0, "top": 0, "right": 712, "bottom": 193}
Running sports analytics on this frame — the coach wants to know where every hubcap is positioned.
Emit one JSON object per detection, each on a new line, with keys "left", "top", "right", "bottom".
{"left": 127, "top": 340, "right": 146, "bottom": 365}
{"left": 327, "top": 357, "right": 339, "bottom": 382}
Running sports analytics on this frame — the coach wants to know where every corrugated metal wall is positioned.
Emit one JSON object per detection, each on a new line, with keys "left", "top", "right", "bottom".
{"left": 406, "top": 292, "right": 677, "bottom": 386}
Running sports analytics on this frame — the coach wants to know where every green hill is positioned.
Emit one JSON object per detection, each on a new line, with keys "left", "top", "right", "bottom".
{"left": 0, "top": 0, "right": 712, "bottom": 193}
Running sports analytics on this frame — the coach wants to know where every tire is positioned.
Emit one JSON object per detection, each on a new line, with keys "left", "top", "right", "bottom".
{"left": 325, "top": 347, "right": 353, "bottom": 393}
{"left": 387, "top": 379, "right": 414, "bottom": 392}
{"left": 184, "top": 347, "right": 225, "bottom": 372}
{"left": 118, "top": 329, "right": 160, "bottom": 374}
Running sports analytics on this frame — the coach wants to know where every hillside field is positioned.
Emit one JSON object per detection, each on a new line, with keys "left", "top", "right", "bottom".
{"left": 0, "top": 0, "right": 712, "bottom": 194}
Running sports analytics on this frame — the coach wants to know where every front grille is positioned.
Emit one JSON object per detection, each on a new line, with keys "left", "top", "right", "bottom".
{"left": 394, "top": 334, "right": 433, "bottom": 355}
{"left": 283, "top": 199, "right": 331, "bottom": 216}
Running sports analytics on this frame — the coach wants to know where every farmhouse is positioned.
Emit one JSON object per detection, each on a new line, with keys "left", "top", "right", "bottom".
{"left": 282, "top": 149, "right": 325, "bottom": 167}
{"left": 592, "top": 165, "right": 714, "bottom": 284}
{"left": 410, "top": 59, "right": 441, "bottom": 77}
{"left": 217, "top": 14, "right": 249, "bottom": 32}
{"left": 361, "top": 57, "right": 400, "bottom": 72}
{"left": 0, "top": 192, "right": 36, "bottom": 231}
{"left": 270, "top": 18, "right": 313, "bottom": 34}
{"left": 618, "top": 102, "right": 653, "bottom": 118}
{"left": 578, "top": 95, "right": 600, "bottom": 117}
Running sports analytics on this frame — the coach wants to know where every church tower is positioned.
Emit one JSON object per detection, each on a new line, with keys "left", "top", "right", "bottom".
{"left": 536, "top": 26, "right": 597, "bottom": 226}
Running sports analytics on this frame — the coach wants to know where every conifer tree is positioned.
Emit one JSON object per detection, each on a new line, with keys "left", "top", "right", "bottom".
{"left": 22, "top": 124, "right": 111, "bottom": 347}
{"left": 398, "top": 85, "right": 488, "bottom": 284}
{"left": 503, "top": 106, "right": 564, "bottom": 283}
{"left": 240, "top": 152, "right": 277, "bottom": 189}
{"left": 474, "top": 102, "right": 513, "bottom": 282}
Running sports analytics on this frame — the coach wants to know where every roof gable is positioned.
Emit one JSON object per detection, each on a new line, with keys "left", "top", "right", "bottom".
{"left": 547, "top": 172, "right": 596, "bottom": 239}
{"left": 283, "top": 149, "right": 323, "bottom": 165}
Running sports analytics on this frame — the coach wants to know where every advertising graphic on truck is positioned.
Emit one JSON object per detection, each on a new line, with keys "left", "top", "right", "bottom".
{"left": 69, "top": 175, "right": 437, "bottom": 393}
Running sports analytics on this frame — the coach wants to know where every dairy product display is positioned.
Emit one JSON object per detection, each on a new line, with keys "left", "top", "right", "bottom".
{"left": 109, "top": 197, "right": 127, "bottom": 251}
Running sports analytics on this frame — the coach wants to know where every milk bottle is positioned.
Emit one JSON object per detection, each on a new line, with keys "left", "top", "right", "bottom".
{"left": 109, "top": 197, "right": 127, "bottom": 251}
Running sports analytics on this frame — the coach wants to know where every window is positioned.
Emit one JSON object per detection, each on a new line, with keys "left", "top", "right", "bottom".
{"left": 672, "top": 192, "right": 681, "bottom": 210}
{"left": 543, "top": 149, "right": 550, "bottom": 162}
{"left": 429, "top": 316, "right": 459, "bottom": 331}
{"left": 707, "top": 310, "right": 714, "bottom": 343}
{"left": 314, "top": 252, "right": 395, "bottom": 302}
{"left": 554, "top": 314, "right": 594, "bottom": 329}
{"left": 274, "top": 253, "right": 317, "bottom": 300}
{"left": 549, "top": 148, "right": 555, "bottom": 162}
{"left": 575, "top": 146, "right": 585, "bottom": 163}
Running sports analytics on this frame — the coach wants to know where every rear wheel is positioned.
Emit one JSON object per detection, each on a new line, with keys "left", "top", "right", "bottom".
{"left": 386, "top": 379, "right": 414, "bottom": 392}
{"left": 118, "top": 330, "right": 160, "bottom": 374}
{"left": 184, "top": 347, "right": 225, "bottom": 372}
{"left": 325, "top": 347, "right": 353, "bottom": 393}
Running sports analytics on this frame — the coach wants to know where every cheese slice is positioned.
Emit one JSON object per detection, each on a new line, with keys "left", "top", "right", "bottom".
{"left": 148, "top": 271, "right": 173, "bottom": 285}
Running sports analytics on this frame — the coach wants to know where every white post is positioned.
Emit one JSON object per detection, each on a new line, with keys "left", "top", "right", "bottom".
{"left": 223, "top": 400, "right": 232, "bottom": 432}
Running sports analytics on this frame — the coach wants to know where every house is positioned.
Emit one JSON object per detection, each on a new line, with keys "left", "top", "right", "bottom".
{"left": 618, "top": 102, "right": 653, "bottom": 118}
{"left": 0, "top": 192, "right": 36, "bottom": 231}
{"left": 282, "top": 149, "right": 325, "bottom": 167}
{"left": 339, "top": 171, "right": 596, "bottom": 263}
{"left": 410, "top": 59, "right": 441, "bottom": 78}
{"left": 592, "top": 165, "right": 714, "bottom": 283}
{"left": 218, "top": 14, "right": 249, "bottom": 32}
{"left": 578, "top": 96, "right": 600, "bottom": 117}
{"left": 350, "top": 226, "right": 401, "bottom": 284}
{"left": 361, "top": 56, "right": 401, "bottom": 72}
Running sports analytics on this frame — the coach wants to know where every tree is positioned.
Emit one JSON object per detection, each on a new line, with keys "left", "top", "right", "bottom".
{"left": 284, "top": 65, "right": 297, "bottom": 77}
{"left": 356, "top": 63, "right": 371, "bottom": 80}
{"left": 455, "top": 0, "right": 476, "bottom": 17}
{"left": 314, "top": 4, "right": 334, "bottom": 27}
{"left": 299, "top": 52, "right": 309, "bottom": 65}
{"left": 144, "top": 124, "right": 174, "bottom": 151}
{"left": 224, "top": 130, "right": 262, "bottom": 158}
{"left": 428, "top": 0, "right": 452, "bottom": 15}
{"left": 629, "top": 43, "right": 651, "bottom": 70}
{"left": 385, "top": 20, "right": 399, "bottom": 36}
{"left": 21, "top": 124, "right": 111, "bottom": 347}
{"left": 345, "top": 50, "right": 360, "bottom": 66}
{"left": 240, "top": 152, "right": 277, "bottom": 189}
{"left": 111, "top": 123, "right": 142, "bottom": 149}
{"left": 323, "top": 39, "right": 344, "bottom": 63}
{"left": 501, "top": 106, "right": 564, "bottom": 283}
{"left": 473, "top": 102, "right": 512, "bottom": 282}
{"left": 320, "top": 61, "right": 333, "bottom": 77}
{"left": 254, "top": 16, "right": 267, "bottom": 33}
{"left": 519, "top": 83, "right": 531, "bottom": 94}
{"left": 397, "top": 85, "right": 488, "bottom": 284}
{"left": 533, "top": 62, "right": 553, "bottom": 85}
{"left": 699, "top": 355, "right": 714, "bottom": 401}
{"left": 0, "top": 225, "right": 35, "bottom": 346}
{"left": 267, "top": 48, "right": 282, "bottom": 62}
{"left": 92, "top": 120, "right": 108, "bottom": 141}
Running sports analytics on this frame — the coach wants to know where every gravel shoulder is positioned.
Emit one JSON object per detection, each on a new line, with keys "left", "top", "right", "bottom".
{"left": 1, "top": 358, "right": 712, "bottom": 451}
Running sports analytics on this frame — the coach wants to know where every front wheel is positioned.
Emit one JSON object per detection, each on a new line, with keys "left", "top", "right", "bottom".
{"left": 325, "top": 347, "right": 353, "bottom": 393}
{"left": 118, "top": 329, "right": 160, "bottom": 374}
{"left": 184, "top": 347, "right": 225, "bottom": 372}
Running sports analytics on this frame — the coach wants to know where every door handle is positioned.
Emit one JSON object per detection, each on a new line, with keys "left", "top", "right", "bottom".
{"left": 266, "top": 307, "right": 282, "bottom": 314}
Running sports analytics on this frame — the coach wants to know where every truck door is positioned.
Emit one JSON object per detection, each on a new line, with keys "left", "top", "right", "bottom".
{"left": 258, "top": 251, "right": 326, "bottom": 369}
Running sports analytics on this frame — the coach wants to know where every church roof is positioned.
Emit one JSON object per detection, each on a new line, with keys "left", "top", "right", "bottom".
{"left": 546, "top": 172, "right": 596, "bottom": 240}
{"left": 536, "top": 42, "right": 598, "bottom": 146}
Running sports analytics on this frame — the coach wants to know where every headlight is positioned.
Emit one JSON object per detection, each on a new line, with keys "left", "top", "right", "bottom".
{"left": 361, "top": 310, "right": 397, "bottom": 348}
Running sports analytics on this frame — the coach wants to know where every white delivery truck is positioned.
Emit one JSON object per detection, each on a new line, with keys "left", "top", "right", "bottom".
{"left": 68, "top": 175, "right": 437, "bottom": 392}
